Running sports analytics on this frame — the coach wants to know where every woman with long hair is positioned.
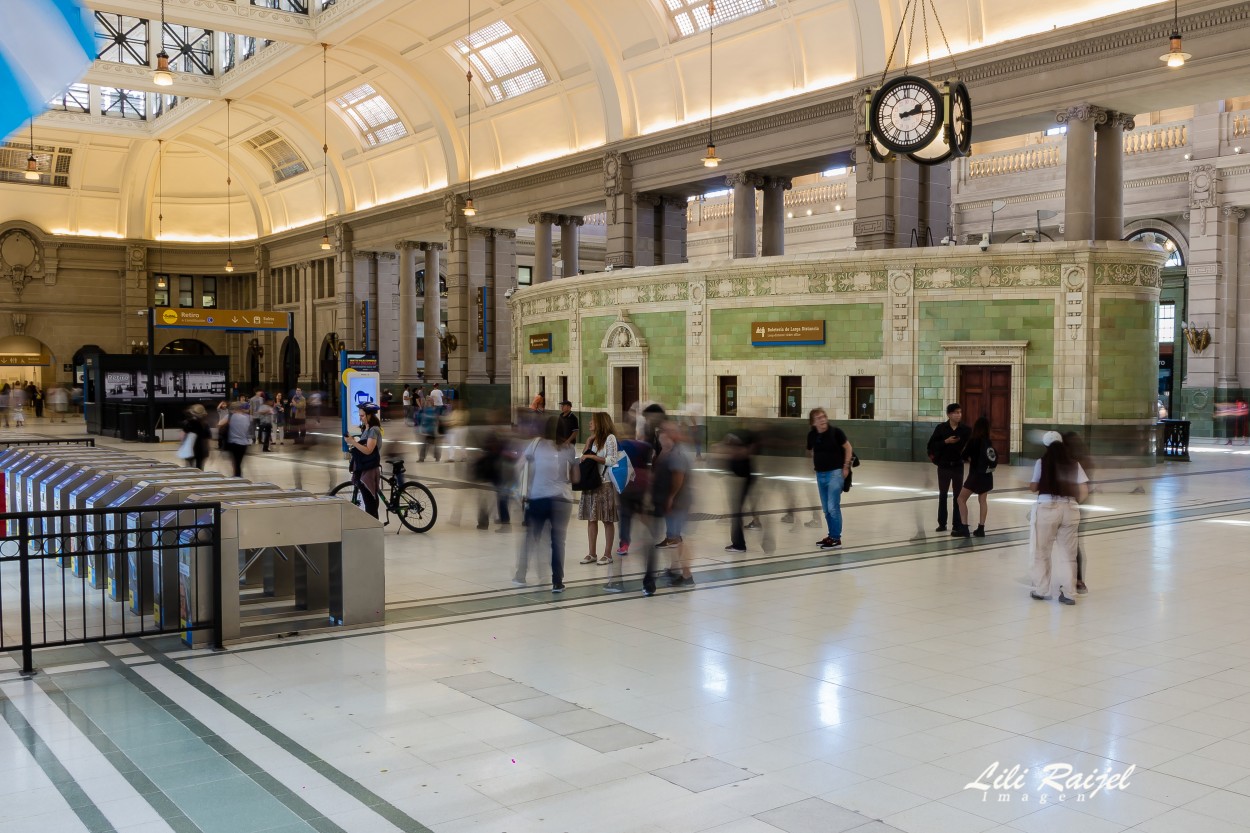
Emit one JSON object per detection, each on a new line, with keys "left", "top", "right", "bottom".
{"left": 345, "top": 403, "right": 383, "bottom": 518}
{"left": 1028, "top": 432, "right": 1089, "bottom": 605}
{"left": 180, "top": 404, "right": 212, "bottom": 470}
{"left": 954, "top": 416, "right": 996, "bottom": 537}
{"left": 578, "top": 411, "right": 619, "bottom": 565}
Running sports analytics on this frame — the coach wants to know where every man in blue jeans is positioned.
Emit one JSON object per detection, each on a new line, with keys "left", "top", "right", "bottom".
{"left": 806, "top": 407, "right": 853, "bottom": 549}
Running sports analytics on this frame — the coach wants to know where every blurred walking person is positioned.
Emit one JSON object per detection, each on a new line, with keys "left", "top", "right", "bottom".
{"left": 473, "top": 426, "right": 512, "bottom": 530}
{"left": 256, "top": 397, "right": 275, "bottom": 452}
{"left": 646, "top": 420, "right": 694, "bottom": 592}
{"left": 517, "top": 417, "right": 575, "bottom": 591}
{"left": 222, "top": 402, "right": 252, "bottom": 477}
{"left": 180, "top": 404, "right": 212, "bottom": 470}
{"left": 1063, "top": 431, "right": 1093, "bottom": 594}
{"left": 1028, "top": 432, "right": 1089, "bottom": 605}
{"left": 289, "top": 388, "right": 307, "bottom": 443}
{"left": 723, "top": 428, "right": 758, "bottom": 553}
{"left": 417, "top": 399, "right": 442, "bottom": 462}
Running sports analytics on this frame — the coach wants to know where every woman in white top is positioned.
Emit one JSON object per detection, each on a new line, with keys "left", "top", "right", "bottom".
{"left": 1028, "top": 431, "right": 1089, "bottom": 605}
{"left": 578, "top": 412, "right": 619, "bottom": 565}
{"left": 518, "top": 416, "right": 576, "bottom": 592}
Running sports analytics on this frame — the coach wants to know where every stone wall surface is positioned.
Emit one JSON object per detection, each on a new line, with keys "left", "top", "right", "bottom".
{"left": 511, "top": 242, "right": 1167, "bottom": 461}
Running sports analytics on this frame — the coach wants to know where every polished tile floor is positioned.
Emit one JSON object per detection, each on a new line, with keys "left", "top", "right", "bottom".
{"left": 4, "top": 420, "right": 1250, "bottom": 833}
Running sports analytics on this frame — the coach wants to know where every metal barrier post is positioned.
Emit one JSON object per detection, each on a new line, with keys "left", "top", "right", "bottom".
{"left": 18, "top": 517, "right": 34, "bottom": 676}
{"left": 211, "top": 507, "right": 224, "bottom": 651}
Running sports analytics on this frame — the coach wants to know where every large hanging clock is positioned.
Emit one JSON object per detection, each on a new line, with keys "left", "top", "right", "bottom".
{"left": 949, "top": 80, "right": 973, "bottom": 156}
{"left": 869, "top": 75, "right": 944, "bottom": 154}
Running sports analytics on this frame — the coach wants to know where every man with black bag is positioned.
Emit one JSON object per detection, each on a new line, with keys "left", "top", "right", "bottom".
{"left": 927, "top": 403, "right": 970, "bottom": 534}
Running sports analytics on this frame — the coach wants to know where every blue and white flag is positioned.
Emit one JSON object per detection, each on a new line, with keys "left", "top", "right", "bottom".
{"left": 0, "top": 0, "right": 94, "bottom": 140}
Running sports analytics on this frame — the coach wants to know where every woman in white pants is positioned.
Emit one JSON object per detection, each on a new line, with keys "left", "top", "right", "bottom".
{"left": 1028, "top": 431, "right": 1089, "bottom": 605}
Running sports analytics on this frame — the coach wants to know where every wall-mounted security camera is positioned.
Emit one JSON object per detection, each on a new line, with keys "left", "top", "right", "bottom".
{"left": 979, "top": 233, "right": 990, "bottom": 252}
{"left": 504, "top": 286, "right": 516, "bottom": 299}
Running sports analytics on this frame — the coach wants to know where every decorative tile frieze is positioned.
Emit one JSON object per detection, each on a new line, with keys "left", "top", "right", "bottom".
{"left": 914, "top": 264, "right": 1060, "bottom": 289}
{"left": 1093, "top": 263, "right": 1162, "bottom": 287}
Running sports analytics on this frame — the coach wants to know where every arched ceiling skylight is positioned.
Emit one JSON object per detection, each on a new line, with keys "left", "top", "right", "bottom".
{"left": 453, "top": 21, "right": 549, "bottom": 103}
{"left": 664, "top": 0, "right": 775, "bottom": 38}
{"left": 333, "top": 83, "right": 408, "bottom": 148}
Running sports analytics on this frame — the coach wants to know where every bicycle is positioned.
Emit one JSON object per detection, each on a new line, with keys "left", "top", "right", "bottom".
{"left": 328, "top": 459, "right": 438, "bottom": 533}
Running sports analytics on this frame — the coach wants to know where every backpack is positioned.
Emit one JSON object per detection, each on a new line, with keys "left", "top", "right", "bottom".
{"left": 982, "top": 443, "right": 998, "bottom": 474}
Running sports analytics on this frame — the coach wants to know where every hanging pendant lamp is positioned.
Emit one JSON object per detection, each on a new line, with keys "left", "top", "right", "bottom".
{"left": 462, "top": 0, "right": 477, "bottom": 216}
{"left": 320, "top": 43, "right": 332, "bottom": 249}
{"left": 24, "top": 119, "right": 39, "bottom": 180}
{"left": 701, "top": 1, "right": 721, "bottom": 168}
{"left": 225, "top": 99, "right": 234, "bottom": 272}
{"left": 1160, "top": 0, "right": 1191, "bottom": 67}
{"left": 153, "top": 0, "right": 174, "bottom": 86}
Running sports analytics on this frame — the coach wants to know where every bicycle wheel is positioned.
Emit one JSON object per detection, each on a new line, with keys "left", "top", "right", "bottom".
{"left": 328, "top": 480, "right": 363, "bottom": 509}
{"left": 395, "top": 481, "right": 437, "bottom": 533}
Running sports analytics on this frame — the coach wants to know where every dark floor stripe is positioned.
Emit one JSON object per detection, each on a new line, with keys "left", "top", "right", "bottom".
{"left": 33, "top": 675, "right": 204, "bottom": 833}
{"left": 131, "top": 641, "right": 438, "bottom": 833}
{"left": 0, "top": 688, "right": 119, "bottom": 833}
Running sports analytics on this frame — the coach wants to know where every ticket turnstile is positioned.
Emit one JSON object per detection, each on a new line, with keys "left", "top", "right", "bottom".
{"left": 65, "top": 465, "right": 181, "bottom": 580}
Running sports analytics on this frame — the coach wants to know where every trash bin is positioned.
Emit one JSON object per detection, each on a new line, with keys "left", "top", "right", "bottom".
{"left": 1157, "top": 419, "right": 1190, "bottom": 461}
{"left": 119, "top": 411, "right": 138, "bottom": 442}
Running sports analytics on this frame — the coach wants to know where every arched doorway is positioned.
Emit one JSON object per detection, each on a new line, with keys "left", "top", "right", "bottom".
{"left": 160, "top": 339, "right": 215, "bottom": 356}
{"left": 279, "top": 336, "right": 301, "bottom": 396}
{"left": 1126, "top": 228, "right": 1186, "bottom": 419}
{"left": 0, "top": 334, "right": 54, "bottom": 392}
{"left": 319, "top": 335, "right": 339, "bottom": 409}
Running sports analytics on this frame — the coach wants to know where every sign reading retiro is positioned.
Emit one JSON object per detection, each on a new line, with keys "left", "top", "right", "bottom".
{"left": 751, "top": 320, "right": 826, "bottom": 346}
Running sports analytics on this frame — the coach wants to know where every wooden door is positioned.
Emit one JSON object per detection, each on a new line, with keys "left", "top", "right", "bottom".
{"left": 959, "top": 365, "right": 1011, "bottom": 464}
{"left": 620, "top": 367, "right": 639, "bottom": 414}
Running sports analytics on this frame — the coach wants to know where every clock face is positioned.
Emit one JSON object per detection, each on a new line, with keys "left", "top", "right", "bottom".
{"left": 870, "top": 75, "right": 944, "bottom": 154}
{"left": 950, "top": 81, "right": 973, "bottom": 156}
{"left": 867, "top": 133, "right": 893, "bottom": 163}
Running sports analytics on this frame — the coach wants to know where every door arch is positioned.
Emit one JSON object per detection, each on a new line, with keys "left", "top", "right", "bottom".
{"left": 160, "top": 338, "right": 215, "bottom": 355}
{"left": 319, "top": 335, "right": 340, "bottom": 409}
{"left": 279, "top": 336, "right": 301, "bottom": 396}
{"left": 0, "top": 334, "right": 55, "bottom": 389}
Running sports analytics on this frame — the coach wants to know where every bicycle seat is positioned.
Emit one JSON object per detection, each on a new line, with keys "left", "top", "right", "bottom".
{"left": 387, "top": 458, "right": 406, "bottom": 465}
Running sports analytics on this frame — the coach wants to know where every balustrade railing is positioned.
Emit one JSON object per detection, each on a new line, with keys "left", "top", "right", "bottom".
{"left": 968, "top": 145, "right": 1062, "bottom": 179}
{"left": 1123, "top": 123, "right": 1188, "bottom": 155}
{"left": 1232, "top": 113, "right": 1250, "bottom": 139}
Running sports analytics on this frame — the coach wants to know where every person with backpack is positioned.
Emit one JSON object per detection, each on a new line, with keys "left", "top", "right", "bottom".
{"left": 1028, "top": 431, "right": 1089, "bottom": 605}
{"left": 344, "top": 403, "right": 383, "bottom": 519}
{"left": 954, "top": 416, "right": 996, "bottom": 538}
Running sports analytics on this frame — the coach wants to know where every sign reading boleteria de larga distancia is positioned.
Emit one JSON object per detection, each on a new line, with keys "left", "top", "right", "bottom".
{"left": 751, "top": 321, "right": 826, "bottom": 346}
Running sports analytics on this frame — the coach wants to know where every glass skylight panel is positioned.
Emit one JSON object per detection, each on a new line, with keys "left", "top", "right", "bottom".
{"left": 334, "top": 83, "right": 408, "bottom": 147}
{"left": 453, "top": 21, "right": 549, "bottom": 102}
{"left": 666, "top": 0, "right": 775, "bottom": 38}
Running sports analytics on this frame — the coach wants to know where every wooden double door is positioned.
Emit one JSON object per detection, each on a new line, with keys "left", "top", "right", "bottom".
{"left": 959, "top": 365, "right": 1011, "bottom": 464}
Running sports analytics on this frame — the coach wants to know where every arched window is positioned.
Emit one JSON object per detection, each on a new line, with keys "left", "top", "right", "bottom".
{"left": 1127, "top": 230, "right": 1184, "bottom": 268}
{"left": 333, "top": 83, "right": 408, "bottom": 148}
{"left": 452, "top": 20, "right": 549, "bottom": 102}
{"left": 663, "top": 0, "right": 776, "bottom": 38}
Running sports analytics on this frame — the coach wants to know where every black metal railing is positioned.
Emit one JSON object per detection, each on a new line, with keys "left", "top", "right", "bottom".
{"left": 1157, "top": 419, "right": 1191, "bottom": 461}
{"left": 0, "top": 437, "right": 96, "bottom": 449}
{"left": 1, "top": 503, "right": 222, "bottom": 675}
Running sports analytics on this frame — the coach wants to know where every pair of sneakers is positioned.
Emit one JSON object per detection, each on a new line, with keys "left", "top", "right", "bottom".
{"left": 817, "top": 537, "right": 842, "bottom": 549}
{"left": 656, "top": 536, "right": 683, "bottom": 548}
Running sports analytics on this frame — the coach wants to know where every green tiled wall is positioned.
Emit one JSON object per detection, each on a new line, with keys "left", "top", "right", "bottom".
{"left": 581, "top": 312, "right": 686, "bottom": 409}
{"left": 1098, "top": 299, "right": 1157, "bottom": 420}
{"left": 709, "top": 304, "right": 884, "bottom": 361}
{"left": 521, "top": 320, "right": 569, "bottom": 365}
{"left": 918, "top": 300, "right": 1055, "bottom": 419}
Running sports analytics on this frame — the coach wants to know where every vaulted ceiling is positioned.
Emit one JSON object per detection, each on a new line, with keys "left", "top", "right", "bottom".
{"left": 7, "top": 0, "right": 1218, "bottom": 240}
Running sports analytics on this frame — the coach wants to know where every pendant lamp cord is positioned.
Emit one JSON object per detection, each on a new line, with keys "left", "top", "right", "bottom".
{"left": 466, "top": 0, "right": 473, "bottom": 204}
{"left": 226, "top": 99, "right": 232, "bottom": 260}
{"left": 707, "top": 2, "right": 714, "bottom": 147}
{"left": 323, "top": 43, "right": 329, "bottom": 238}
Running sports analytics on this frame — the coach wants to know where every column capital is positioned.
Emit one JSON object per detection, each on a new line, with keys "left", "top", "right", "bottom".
{"left": 1223, "top": 204, "right": 1247, "bottom": 221}
{"left": 558, "top": 215, "right": 585, "bottom": 227}
{"left": 634, "top": 192, "right": 662, "bottom": 208}
{"left": 495, "top": 228, "right": 518, "bottom": 240}
{"left": 353, "top": 251, "right": 375, "bottom": 261}
{"left": 725, "top": 172, "right": 765, "bottom": 189}
{"left": 1056, "top": 104, "right": 1108, "bottom": 126}
{"left": 659, "top": 195, "right": 687, "bottom": 210}
{"left": 468, "top": 226, "right": 495, "bottom": 238}
{"left": 528, "top": 212, "right": 559, "bottom": 226}
{"left": 1101, "top": 110, "right": 1136, "bottom": 131}
{"left": 419, "top": 242, "right": 444, "bottom": 252}
{"left": 395, "top": 240, "right": 420, "bottom": 251}
{"left": 763, "top": 175, "right": 793, "bottom": 191}
{"left": 377, "top": 252, "right": 397, "bottom": 262}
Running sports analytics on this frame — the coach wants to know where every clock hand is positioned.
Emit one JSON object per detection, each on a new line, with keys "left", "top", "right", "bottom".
{"left": 898, "top": 103, "right": 925, "bottom": 119}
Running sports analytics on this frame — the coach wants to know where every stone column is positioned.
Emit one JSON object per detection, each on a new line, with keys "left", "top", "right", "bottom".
{"left": 1220, "top": 205, "right": 1245, "bottom": 389}
{"left": 491, "top": 229, "right": 517, "bottom": 384}
{"left": 1095, "top": 111, "right": 1135, "bottom": 241}
{"left": 1184, "top": 165, "right": 1222, "bottom": 405}
{"left": 421, "top": 243, "right": 443, "bottom": 382}
{"left": 559, "top": 215, "right": 583, "bottom": 277}
{"left": 395, "top": 240, "right": 419, "bottom": 380}
{"left": 760, "top": 176, "right": 792, "bottom": 256}
{"left": 727, "top": 172, "right": 762, "bottom": 258}
{"left": 332, "top": 224, "right": 353, "bottom": 353}
{"left": 633, "top": 194, "right": 660, "bottom": 267}
{"left": 918, "top": 162, "right": 951, "bottom": 245}
{"left": 1057, "top": 104, "right": 1106, "bottom": 242}
{"left": 466, "top": 227, "right": 492, "bottom": 384}
{"left": 374, "top": 253, "right": 397, "bottom": 376}
{"left": 528, "top": 212, "right": 556, "bottom": 283}
{"left": 603, "top": 151, "right": 634, "bottom": 269}
{"left": 352, "top": 251, "right": 374, "bottom": 350}
{"left": 444, "top": 192, "right": 470, "bottom": 386}
{"left": 854, "top": 154, "right": 897, "bottom": 250}
{"left": 658, "top": 196, "right": 689, "bottom": 265}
